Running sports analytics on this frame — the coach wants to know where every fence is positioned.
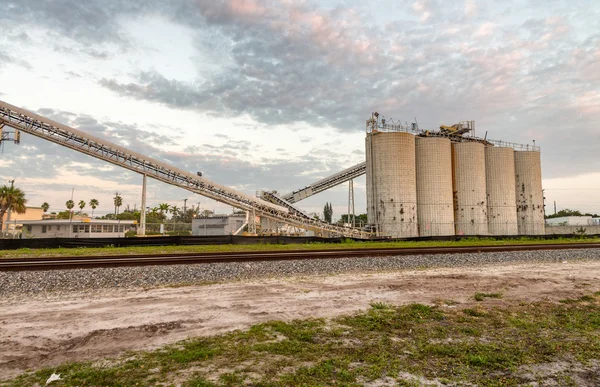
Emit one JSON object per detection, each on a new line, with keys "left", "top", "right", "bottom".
{"left": 1, "top": 232, "right": 600, "bottom": 251}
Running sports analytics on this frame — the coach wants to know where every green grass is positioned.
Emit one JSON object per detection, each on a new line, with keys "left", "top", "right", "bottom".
{"left": 5, "top": 292, "right": 600, "bottom": 386}
{"left": 2, "top": 236, "right": 599, "bottom": 259}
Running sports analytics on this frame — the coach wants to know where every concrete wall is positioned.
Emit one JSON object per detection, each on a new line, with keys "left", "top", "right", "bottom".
{"left": 545, "top": 225, "right": 600, "bottom": 235}
{"left": 192, "top": 216, "right": 245, "bottom": 236}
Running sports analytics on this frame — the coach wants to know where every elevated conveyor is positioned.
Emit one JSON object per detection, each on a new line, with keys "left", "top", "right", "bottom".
{"left": 0, "top": 100, "right": 373, "bottom": 238}
{"left": 281, "top": 162, "right": 366, "bottom": 203}
{"left": 259, "top": 191, "right": 312, "bottom": 219}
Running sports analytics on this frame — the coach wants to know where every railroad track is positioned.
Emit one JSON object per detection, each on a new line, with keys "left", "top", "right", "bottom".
{"left": 2, "top": 243, "right": 600, "bottom": 271}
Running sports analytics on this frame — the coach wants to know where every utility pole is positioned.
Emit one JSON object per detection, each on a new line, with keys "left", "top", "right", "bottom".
{"left": 183, "top": 198, "right": 187, "bottom": 213}
{"left": 138, "top": 174, "right": 147, "bottom": 237}
{"left": 554, "top": 201, "right": 556, "bottom": 215}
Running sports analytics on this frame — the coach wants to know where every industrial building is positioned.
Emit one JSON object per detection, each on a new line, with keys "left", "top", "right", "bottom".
{"left": 365, "top": 114, "right": 544, "bottom": 238}
{"left": 192, "top": 214, "right": 246, "bottom": 236}
{"left": 1, "top": 99, "right": 546, "bottom": 240}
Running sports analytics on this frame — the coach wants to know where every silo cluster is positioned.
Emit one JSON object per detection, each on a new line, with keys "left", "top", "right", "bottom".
{"left": 366, "top": 130, "right": 544, "bottom": 238}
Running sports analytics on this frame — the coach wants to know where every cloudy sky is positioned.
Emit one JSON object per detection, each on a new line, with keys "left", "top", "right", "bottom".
{"left": 0, "top": 0, "right": 599, "bottom": 219}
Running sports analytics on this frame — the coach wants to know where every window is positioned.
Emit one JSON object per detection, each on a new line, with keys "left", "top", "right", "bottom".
{"left": 42, "top": 225, "right": 47, "bottom": 233}
{"left": 73, "top": 225, "right": 78, "bottom": 233}
{"left": 103, "top": 225, "right": 112, "bottom": 233}
{"left": 84, "top": 225, "right": 90, "bottom": 233}
{"left": 92, "top": 225, "right": 102, "bottom": 233}
{"left": 26, "top": 225, "right": 32, "bottom": 233}
{"left": 78, "top": 225, "right": 85, "bottom": 232}
{"left": 119, "top": 225, "right": 124, "bottom": 232}
{"left": 48, "top": 225, "right": 52, "bottom": 231}
{"left": 57, "top": 225, "right": 61, "bottom": 231}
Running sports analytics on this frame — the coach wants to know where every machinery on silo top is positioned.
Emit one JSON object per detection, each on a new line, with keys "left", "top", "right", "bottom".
{"left": 439, "top": 121, "right": 474, "bottom": 136}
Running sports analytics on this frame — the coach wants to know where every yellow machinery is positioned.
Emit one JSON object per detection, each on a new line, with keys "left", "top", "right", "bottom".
{"left": 438, "top": 121, "right": 474, "bottom": 136}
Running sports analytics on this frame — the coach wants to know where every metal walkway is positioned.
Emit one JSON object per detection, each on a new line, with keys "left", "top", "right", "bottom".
{"left": 0, "top": 100, "right": 373, "bottom": 238}
{"left": 281, "top": 162, "right": 366, "bottom": 203}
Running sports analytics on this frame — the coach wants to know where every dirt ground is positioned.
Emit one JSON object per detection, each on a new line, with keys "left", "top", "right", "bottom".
{"left": 1, "top": 260, "right": 599, "bottom": 380}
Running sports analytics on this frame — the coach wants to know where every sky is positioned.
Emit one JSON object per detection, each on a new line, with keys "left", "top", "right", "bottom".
{"left": 0, "top": 0, "right": 599, "bottom": 219}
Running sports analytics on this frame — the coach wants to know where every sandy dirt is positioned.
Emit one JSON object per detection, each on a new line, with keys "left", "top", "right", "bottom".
{"left": 1, "top": 260, "right": 599, "bottom": 379}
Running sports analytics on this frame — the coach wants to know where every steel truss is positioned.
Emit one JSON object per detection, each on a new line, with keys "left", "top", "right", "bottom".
{"left": 281, "top": 162, "right": 367, "bottom": 203}
{"left": 258, "top": 190, "right": 312, "bottom": 219}
{"left": 0, "top": 100, "right": 373, "bottom": 238}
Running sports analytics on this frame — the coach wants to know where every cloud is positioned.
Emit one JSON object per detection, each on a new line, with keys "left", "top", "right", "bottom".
{"left": 3, "top": 0, "right": 600, "bottom": 191}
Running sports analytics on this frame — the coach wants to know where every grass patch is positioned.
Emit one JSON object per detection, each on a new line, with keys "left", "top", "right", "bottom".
{"left": 2, "top": 236, "right": 600, "bottom": 259}
{"left": 5, "top": 293, "right": 600, "bottom": 386}
{"left": 474, "top": 292, "right": 503, "bottom": 301}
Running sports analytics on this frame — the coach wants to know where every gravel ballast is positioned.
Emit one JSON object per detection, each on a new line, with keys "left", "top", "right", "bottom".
{"left": 1, "top": 248, "right": 599, "bottom": 297}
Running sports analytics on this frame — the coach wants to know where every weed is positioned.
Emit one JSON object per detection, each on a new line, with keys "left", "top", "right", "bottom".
{"left": 463, "top": 308, "right": 488, "bottom": 317}
{"left": 370, "top": 301, "right": 392, "bottom": 310}
{"left": 474, "top": 292, "right": 503, "bottom": 301}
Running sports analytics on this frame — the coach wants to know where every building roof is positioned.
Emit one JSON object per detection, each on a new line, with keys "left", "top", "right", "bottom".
{"left": 18, "top": 219, "right": 137, "bottom": 225}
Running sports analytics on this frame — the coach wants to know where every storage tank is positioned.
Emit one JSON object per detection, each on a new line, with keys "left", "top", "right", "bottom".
{"left": 514, "top": 151, "right": 545, "bottom": 235}
{"left": 452, "top": 142, "right": 488, "bottom": 235}
{"left": 415, "top": 137, "right": 454, "bottom": 236}
{"left": 366, "top": 131, "right": 418, "bottom": 238}
{"left": 365, "top": 134, "right": 374, "bottom": 225}
{"left": 485, "top": 146, "right": 518, "bottom": 235}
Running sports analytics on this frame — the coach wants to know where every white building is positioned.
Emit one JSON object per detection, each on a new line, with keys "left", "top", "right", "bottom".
{"left": 19, "top": 219, "right": 137, "bottom": 238}
{"left": 192, "top": 214, "right": 246, "bottom": 236}
{"left": 545, "top": 216, "right": 599, "bottom": 226}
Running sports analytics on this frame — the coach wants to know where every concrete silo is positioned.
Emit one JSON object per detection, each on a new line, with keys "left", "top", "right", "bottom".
{"left": 485, "top": 146, "right": 518, "bottom": 235}
{"left": 452, "top": 142, "right": 488, "bottom": 235}
{"left": 415, "top": 137, "right": 454, "bottom": 236}
{"left": 366, "top": 131, "right": 418, "bottom": 238}
{"left": 365, "top": 134, "right": 374, "bottom": 225}
{"left": 514, "top": 151, "right": 545, "bottom": 235}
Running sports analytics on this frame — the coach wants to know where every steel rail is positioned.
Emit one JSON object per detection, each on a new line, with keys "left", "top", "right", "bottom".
{"left": 0, "top": 100, "right": 373, "bottom": 238}
{"left": 2, "top": 243, "right": 599, "bottom": 271}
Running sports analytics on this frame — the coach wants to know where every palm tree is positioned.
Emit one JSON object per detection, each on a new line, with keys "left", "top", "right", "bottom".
{"left": 65, "top": 199, "right": 75, "bottom": 220}
{"left": 158, "top": 203, "right": 169, "bottom": 215}
{"left": 41, "top": 202, "right": 50, "bottom": 213}
{"left": 78, "top": 200, "right": 86, "bottom": 215}
{"left": 0, "top": 185, "right": 27, "bottom": 232}
{"left": 113, "top": 193, "right": 123, "bottom": 215}
{"left": 89, "top": 199, "right": 99, "bottom": 218}
{"left": 170, "top": 205, "right": 180, "bottom": 219}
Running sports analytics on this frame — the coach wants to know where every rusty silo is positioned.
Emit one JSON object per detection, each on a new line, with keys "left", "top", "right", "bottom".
{"left": 485, "top": 146, "right": 518, "bottom": 235}
{"left": 366, "top": 131, "right": 418, "bottom": 238}
{"left": 415, "top": 137, "right": 454, "bottom": 236}
{"left": 452, "top": 142, "right": 488, "bottom": 235}
{"left": 514, "top": 150, "right": 545, "bottom": 235}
